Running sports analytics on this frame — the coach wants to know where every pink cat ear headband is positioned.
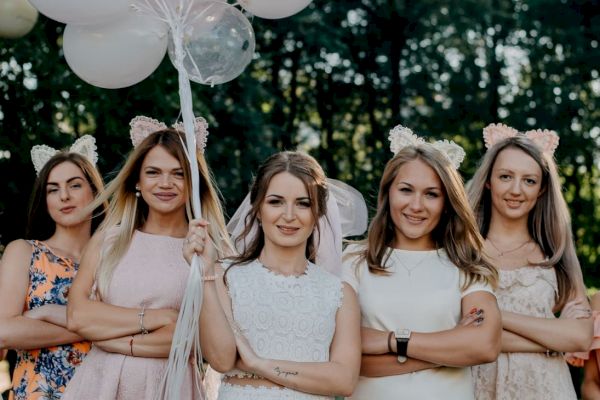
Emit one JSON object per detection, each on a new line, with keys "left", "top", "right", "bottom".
{"left": 129, "top": 115, "right": 209, "bottom": 153}
{"left": 482, "top": 123, "right": 559, "bottom": 156}
{"left": 388, "top": 124, "right": 466, "bottom": 169}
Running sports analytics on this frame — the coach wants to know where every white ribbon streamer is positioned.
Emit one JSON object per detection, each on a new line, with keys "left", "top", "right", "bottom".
{"left": 134, "top": 0, "right": 207, "bottom": 398}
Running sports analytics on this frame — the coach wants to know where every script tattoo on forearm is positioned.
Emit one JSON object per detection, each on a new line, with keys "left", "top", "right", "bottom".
{"left": 274, "top": 366, "right": 298, "bottom": 378}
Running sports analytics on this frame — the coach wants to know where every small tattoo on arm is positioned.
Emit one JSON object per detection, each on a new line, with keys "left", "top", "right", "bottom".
{"left": 274, "top": 366, "right": 298, "bottom": 378}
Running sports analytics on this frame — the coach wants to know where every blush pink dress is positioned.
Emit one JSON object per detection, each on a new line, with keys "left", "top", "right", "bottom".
{"left": 63, "top": 230, "right": 201, "bottom": 400}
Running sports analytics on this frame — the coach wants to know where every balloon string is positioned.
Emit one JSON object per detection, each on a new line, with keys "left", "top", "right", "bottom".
{"left": 148, "top": 1, "right": 205, "bottom": 399}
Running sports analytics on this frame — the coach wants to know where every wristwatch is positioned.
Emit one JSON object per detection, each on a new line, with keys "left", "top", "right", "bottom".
{"left": 395, "top": 328, "right": 412, "bottom": 363}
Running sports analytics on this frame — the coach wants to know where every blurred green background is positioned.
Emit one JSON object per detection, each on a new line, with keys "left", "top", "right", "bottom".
{"left": 3, "top": 0, "right": 598, "bottom": 285}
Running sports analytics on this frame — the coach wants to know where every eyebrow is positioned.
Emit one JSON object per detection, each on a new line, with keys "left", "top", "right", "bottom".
{"left": 47, "top": 176, "right": 85, "bottom": 186}
{"left": 143, "top": 166, "right": 184, "bottom": 171}
{"left": 398, "top": 181, "right": 441, "bottom": 191}
{"left": 496, "top": 168, "right": 540, "bottom": 177}
{"left": 265, "top": 194, "right": 311, "bottom": 200}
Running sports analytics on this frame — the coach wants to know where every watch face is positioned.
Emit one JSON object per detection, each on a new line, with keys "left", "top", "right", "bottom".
{"left": 395, "top": 328, "right": 411, "bottom": 339}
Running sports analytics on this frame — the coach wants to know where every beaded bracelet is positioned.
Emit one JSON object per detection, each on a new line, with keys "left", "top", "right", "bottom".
{"left": 202, "top": 275, "right": 216, "bottom": 282}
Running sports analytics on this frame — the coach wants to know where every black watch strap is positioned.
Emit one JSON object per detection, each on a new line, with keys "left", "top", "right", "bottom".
{"left": 396, "top": 337, "right": 409, "bottom": 357}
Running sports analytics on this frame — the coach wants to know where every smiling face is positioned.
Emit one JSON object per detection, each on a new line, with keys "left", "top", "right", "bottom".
{"left": 45, "top": 161, "right": 95, "bottom": 228}
{"left": 389, "top": 158, "right": 445, "bottom": 250}
{"left": 137, "top": 145, "right": 187, "bottom": 218}
{"left": 488, "top": 147, "right": 543, "bottom": 223}
{"left": 258, "top": 171, "right": 316, "bottom": 253}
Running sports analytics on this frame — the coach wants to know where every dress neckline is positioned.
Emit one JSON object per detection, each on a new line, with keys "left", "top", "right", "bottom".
{"left": 35, "top": 240, "right": 77, "bottom": 266}
{"left": 135, "top": 229, "right": 186, "bottom": 241}
{"left": 255, "top": 259, "right": 313, "bottom": 279}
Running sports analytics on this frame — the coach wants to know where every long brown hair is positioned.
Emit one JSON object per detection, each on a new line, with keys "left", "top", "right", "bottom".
{"left": 355, "top": 145, "right": 497, "bottom": 289}
{"left": 225, "top": 151, "right": 328, "bottom": 276}
{"left": 90, "top": 129, "right": 232, "bottom": 297}
{"left": 467, "top": 136, "right": 583, "bottom": 309}
{"left": 26, "top": 152, "right": 105, "bottom": 240}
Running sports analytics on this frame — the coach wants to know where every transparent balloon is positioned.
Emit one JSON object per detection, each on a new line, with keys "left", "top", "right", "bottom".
{"left": 168, "top": 1, "right": 255, "bottom": 86}
{"left": 0, "top": 0, "right": 38, "bottom": 39}
{"left": 240, "top": 0, "right": 312, "bottom": 19}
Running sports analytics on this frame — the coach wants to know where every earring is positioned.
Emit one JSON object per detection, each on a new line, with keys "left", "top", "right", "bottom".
{"left": 135, "top": 185, "right": 141, "bottom": 198}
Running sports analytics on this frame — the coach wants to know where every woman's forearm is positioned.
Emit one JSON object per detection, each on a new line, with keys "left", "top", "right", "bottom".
{"left": 501, "top": 329, "right": 546, "bottom": 353}
{"left": 360, "top": 354, "right": 438, "bottom": 377}
{"left": 250, "top": 358, "right": 357, "bottom": 397}
{"left": 0, "top": 316, "right": 83, "bottom": 350}
{"left": 94, "top": 324, "right": 176, "bottom": 358}
{"left": 502, "top": 310, "right": 593, "bottom": 352}
{"left": 67, "top": 298, "right": 178, "bottom": 341}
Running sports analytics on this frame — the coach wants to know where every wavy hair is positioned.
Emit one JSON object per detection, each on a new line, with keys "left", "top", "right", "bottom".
{"left": 225, "top": 151, "right": 328, "bottom": 279}
{"left": 353, "top": 145, "right": 497, "bottom": 290}
{"left": 467, "top": 136, "right": 583, "bottom": 309}
{"left": 26, "top": 152, "right": 106, "bottom": 240}
{"left": 89, "top": 129, "right": 232, "bottom": 298}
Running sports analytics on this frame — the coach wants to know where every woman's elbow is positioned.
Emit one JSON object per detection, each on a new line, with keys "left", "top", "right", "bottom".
{"left": 334, "top": 368, "right": 359, "bottom": 397}
{"left": 472, "top": 332, "right": 501, "bottom": 364}
{"left": 205, "top": 350, "right": 237, "bottom": 373}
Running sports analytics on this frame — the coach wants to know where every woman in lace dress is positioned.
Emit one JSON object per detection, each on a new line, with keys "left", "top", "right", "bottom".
{"left": 0, "top": 142, "right": 105, "bottom": 400}
{"left": 197, "top": 151, "right": 361, "bottom": 400}
{"left": 468, "top": 124, "right": 593, "bottom": 400}
{"left": 341, "top": 126, "right": 501, "bottom": 400}
{"left": 62, "top": 118, "right": 232, "bottom": 399}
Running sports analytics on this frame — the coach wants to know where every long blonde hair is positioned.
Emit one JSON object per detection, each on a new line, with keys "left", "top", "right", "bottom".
{"left": 357, "top": 145, "right": 497, "bottom": 289}
{"left": 90, "top": 129, "right": 232, "bottom": 298}
{"left": 467, "top": 136, "right": 582, "bottom": 309}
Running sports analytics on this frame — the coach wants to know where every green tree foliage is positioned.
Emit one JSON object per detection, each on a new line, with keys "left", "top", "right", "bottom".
{"left": 0, "top": 0, "right": 598, "bottom": 287}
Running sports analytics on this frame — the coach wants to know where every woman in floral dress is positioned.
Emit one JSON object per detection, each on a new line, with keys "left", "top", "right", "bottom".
{"left": 0, "top": 140, "right": 105, "bottom": 400}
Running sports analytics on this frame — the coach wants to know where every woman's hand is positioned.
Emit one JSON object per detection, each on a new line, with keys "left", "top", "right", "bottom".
{"left": 457, "top": 307, "right": 484, "bottom": 327}
{"left": 560, "top": 299, "right": 592, "bottom": 320}
{"left": 183, "top": 219, "right": 214, "bottom": 266}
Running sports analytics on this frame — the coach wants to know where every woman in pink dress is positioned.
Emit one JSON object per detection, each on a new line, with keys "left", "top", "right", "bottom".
{"left": 469, "top": 124, "right": 593, "bottom": 399}
{"left": 62, "top": 117, "right": 232, "bottom": 399}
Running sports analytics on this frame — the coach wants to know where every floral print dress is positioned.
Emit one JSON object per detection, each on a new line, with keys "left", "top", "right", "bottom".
{"left": 9, "top": 241, "right": 90, "bottom": 400}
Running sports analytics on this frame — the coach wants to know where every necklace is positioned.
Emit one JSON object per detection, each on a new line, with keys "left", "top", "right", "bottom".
{"left": 487, "top": 237, "right": 532, "bottom": 256}
{"left": 392, "top": 251, "right": 431, "bottom": 277}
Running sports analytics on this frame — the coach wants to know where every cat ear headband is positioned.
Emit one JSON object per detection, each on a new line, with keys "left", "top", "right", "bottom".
{"left": 30, "top": 135, "right": 98, "bottom": 176}
{"left": 483, "top": 123, "right": 559, "bottom": 155}
{"left": 129, "top": 115, "right": 209, "bottom": 153}
{"left": 388, "top": 124, "right": 466, "bottom": 169}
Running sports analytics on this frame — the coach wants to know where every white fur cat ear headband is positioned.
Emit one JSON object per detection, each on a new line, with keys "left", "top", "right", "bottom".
{"left": 388, "top": 124, "right": 466, "bottom": 169}
{"left": 129, "top": 115, "right": 209, "bottom": 153}
{"left": 31, "top": 135, "right": 98, "bottom": 176}
{"left": 483, "top": 123, "right": 559, "bottom": 155}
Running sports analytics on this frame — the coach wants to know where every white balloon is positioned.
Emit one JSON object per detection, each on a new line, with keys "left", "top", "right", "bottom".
{"left": 168, "top": 1, "right": 255, "bottom": 86}
{"left": 28, "top": 0, "right": 129, "bottom": 25}
{"left": 240, "top": 0, "right": 312, "bottom": 19}
{"left": 0, "top": 0, "right": 38, "bottom": 39}
{"left": 63, "top": 11, "right": 168, "bottom": 89}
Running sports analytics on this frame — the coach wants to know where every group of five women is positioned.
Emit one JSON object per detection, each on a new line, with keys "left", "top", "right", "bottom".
{"left": 0, "top": 118, "right": 596, "bottom": 399}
